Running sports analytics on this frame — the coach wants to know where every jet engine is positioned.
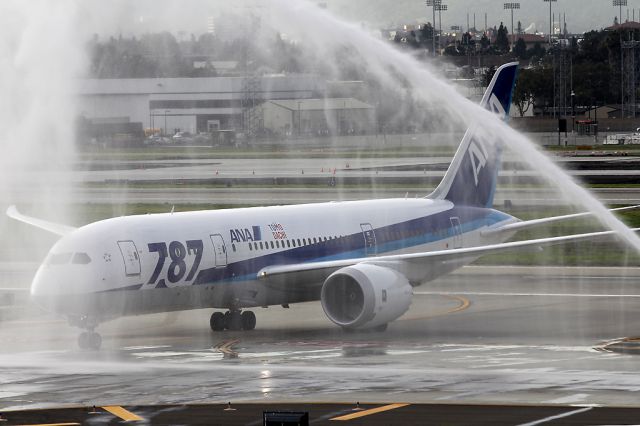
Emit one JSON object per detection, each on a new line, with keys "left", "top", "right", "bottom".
{"left": 320, "top": 264, "right": 412, "bottom": 330}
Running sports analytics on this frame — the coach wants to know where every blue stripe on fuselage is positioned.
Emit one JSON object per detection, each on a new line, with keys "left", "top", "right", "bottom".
{"left": 192, "top": 206, "right": 512, "bottom": 286}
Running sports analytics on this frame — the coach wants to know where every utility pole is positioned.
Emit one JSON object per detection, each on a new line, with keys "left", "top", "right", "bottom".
{"left": 543, "top": 0, "right": 558, "bottom": 47}
{"left": 504, "top": 3, "right": 521, "bottom": 46}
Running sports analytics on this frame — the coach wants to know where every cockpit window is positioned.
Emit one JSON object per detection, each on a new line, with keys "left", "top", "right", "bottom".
{"left": 72, "top": 252, "right": 92, "bottom": 265}
{"left": 47, "top": 252, "right": 72, "bottom": 265}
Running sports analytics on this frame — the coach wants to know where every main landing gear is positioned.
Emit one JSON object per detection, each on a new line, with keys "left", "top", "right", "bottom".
{"left": 78, "top": 330, "right": 102, "bottom": 350}
{"left": 210, "top": 310, "right": 256, "bottom": 331}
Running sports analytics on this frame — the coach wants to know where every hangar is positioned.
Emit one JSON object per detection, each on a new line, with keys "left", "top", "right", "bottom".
{"left": 77, "top": 74, "right": 327, "bottom": 136}
{"left": 257, "top": 98, "right": 376, "bottom": 137}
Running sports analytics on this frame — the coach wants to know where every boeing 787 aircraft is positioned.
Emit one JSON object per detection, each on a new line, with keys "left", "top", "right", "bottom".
{"left": 8, "top": 62, "right": 633, "bottom": 349}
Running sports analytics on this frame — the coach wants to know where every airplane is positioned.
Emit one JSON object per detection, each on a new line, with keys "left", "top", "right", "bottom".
{"left": 7, "top": 62, "right": 636, "bottom": 350}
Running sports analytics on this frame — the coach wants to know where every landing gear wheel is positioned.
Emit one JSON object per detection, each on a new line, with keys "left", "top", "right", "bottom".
{"left": 78, "top": 331, "right": 89, "bottom": 349}
{"left": 210, "top": 312, "right": 225, "bottom": 331}
{"left": 78, "top": 331, "right": 102, "bottom": 350}
{"left": 241, "top": 311, "right": 256, "bottom": 331}
{"left": 225, "top": 311, "right": 242, "bottom": 331}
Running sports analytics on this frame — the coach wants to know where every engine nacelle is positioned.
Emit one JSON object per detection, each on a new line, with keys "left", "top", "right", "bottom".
{"left": 320, "top": 264, "right": 412, "bottom": 329}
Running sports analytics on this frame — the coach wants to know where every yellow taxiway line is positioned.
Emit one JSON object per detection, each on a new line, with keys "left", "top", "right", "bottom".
{"left": 101, "top": 406, "right": 143, "bottom": 421}
{"left": 330, "top": 403, "right": 410, "bottom": 421}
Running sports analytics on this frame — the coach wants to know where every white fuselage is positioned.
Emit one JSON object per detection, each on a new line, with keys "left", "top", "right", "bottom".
{"left": 31, "top": 197, "right": 515, "bottom": 323}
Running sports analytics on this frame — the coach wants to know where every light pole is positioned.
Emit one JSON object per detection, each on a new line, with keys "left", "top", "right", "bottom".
{"left": 614, "top": 0, "right": 627, "bottom": 25}
{"left": 297, "top": 101, "right": 302, "bottom": 137}
{"left": 571, "top": 90, "right": 575, "bottom": 143}
{"left": 437, "top": 3, "right": 448, "bottom": 55}
{"left": 426, "top": 0, "right": 442, "bottom": 56}
{"left": 504, "top": 3, "right": 520, "bottom": 47}
{"left": 164, "top": 110, "right": 169, "bottom": 136}
{"left": 543, "top": 0, "right": 558, "bottom": 47}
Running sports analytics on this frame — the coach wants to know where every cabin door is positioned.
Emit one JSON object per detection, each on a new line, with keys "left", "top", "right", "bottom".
{"left": 360, "top": 223, "right": 377, "bottom": 256}
{"left": 209, "top": 234, "right": 228, "bottom": 267}
{"left": 117, "top": 240, "right": 141, "bottom": 276}
{"left": 450, "top": 217, "right": 463, "bottom": 249}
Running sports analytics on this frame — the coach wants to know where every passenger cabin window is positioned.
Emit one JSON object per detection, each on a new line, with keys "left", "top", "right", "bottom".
{"left": 48, "top": 252, "right": 72, "bottom": 265}
{"left": 71, "top": 252, "right": 92, "bottom": 265}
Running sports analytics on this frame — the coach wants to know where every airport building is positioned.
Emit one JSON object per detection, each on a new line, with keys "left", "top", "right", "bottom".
{"left": 77, "top": 75, "right": 327, "bottom": 137}
{"left": 256, "top": 98, "right": 376, "bottom": 137}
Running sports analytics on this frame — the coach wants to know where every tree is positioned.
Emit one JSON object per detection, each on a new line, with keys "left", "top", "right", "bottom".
{"left": 513, "top": 38, "right": 527, "bottom": 59}
{"left": 528, "top": 42, "right": 546, "bottom": 60}
{"left": 517, "top": 20, "right": 523, "bottom": 35}
{"left": 420, "top": 23, "right": 434, "bottom": 45}
{"left": 513, "top": 68, "right": 535, "bottom": 116}
{"left": 483, "top": 65, "right": 496, "bottom": 87}
{"left": 496, "top": 22, "right": 510, "bottom": 53}
{"left": 480, "top": 33, "right": 490, "bottom": 50}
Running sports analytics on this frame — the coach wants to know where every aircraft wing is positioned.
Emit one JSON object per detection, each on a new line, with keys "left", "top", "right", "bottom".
{"left": 482, "top": 205, "right": 640, "bottom": 236}
{"left": 6, "top": 205, "right": 76, "bottom": 237}
{"left": 258, "top": 228, "right": 636, "bottom": 283}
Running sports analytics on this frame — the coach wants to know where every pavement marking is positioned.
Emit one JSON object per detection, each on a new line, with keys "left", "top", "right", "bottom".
{"left": 404, "top": 295, "right": 470, "bottom": 322}
{"left": 14, "top": 424, "right": 79, "bottom": 426}
{"left": 415, "top": 291, "right": 640, "bottom": 298}
{"left": 517, "top": 407, "right": 592, "bottom": 426}
{"left": 446, "top": 295, "right": 470, "bottom": 314}
{"left": 330, "top": 403, "right": 409, "bottom": 421}
{"left": 101, "top": 406, "right": 143, "bottom": 421}
{"left": 545, "top": 393, "right": 589, "bottom": 404}
{"left": 214, "top": 339, "right": 240, "bottom": 358}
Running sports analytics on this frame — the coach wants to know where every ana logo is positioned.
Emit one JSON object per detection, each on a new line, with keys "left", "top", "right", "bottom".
{"left": 230, "top": 225, "right": 262, "bottom": 243}
{"left": 468, "top": 141, "right": 489, "bottom": 186}
{"left": 488, "top": 93, "right": 507, "bottom": 118}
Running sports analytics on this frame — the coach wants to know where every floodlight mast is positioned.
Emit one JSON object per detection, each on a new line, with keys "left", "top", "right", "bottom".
{"left": 426, "top": 0, "right": 447, "bottom": 56}
{"left": 543, "top": 0, "right": 558, "bottom": 47}
{"left": 437, "top": 4, "right": 447, "bottom": 55}
{"left": 426, "top": 0, "right": 439, "bottom": 56}
{"left": 614, "top": 0, "right": 628, "bottom": 25}
{"left": 503, "top": 3, "right": 520, "bottom": 46}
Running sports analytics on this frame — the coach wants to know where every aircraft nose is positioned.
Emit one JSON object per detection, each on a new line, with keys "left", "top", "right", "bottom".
{"left": 30, "top": 263, "right": 66, "bottom": 310}
{"left": 31, "top": 264, "right": 57, "bottom": 296}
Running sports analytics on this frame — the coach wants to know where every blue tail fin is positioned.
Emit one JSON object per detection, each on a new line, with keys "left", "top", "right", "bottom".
{"left": 430, "top": 62, "right": 519, "bottom": 208}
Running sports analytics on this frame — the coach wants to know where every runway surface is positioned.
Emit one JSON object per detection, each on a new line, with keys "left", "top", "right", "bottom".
{"left": 2, "top": 266, "right": 640, "bottom": 414}
{"left": 10, "top": 154, "right": 640, "bottom": 208}
{"left": 11, "top": 186, "right": 640, "bottom": 206}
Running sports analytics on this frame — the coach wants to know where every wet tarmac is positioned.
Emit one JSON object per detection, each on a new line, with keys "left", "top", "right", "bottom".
{"left": 4, "top": 402, "right": 640, "bottom": 425}
{"left": 2, "top": 266, "right": 640, "bottom": 415}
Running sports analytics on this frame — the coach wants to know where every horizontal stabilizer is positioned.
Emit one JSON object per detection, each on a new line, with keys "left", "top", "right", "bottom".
{"left": 6, "top": 205, "right": 76, "bottom": 237}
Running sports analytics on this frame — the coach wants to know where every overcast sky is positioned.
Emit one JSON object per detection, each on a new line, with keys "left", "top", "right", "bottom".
{"left": 83, "top": 1, "right": 634, "bottom": 37}
{"left": 327, "top": 0, "right": 633, "bottom": 34}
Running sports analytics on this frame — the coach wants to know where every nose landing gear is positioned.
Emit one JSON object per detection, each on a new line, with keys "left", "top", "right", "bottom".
{"left": 210, "top": 310, "right": 256, "bottom": 331}
{"left": 69, "top": 315, "right": 102, "bottom": 350}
